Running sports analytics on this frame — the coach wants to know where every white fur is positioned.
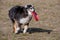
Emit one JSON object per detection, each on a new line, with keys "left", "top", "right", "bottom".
{"left": 20, "top": 17, "right": 29, "bottom": 24}
{"left": 28, "top": 11, "right": 32, "bottom": 15}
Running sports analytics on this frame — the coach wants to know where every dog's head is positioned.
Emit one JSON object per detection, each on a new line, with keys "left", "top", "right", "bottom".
{"left": 25, "top": 5, "right": 35, "bottom": 12}
{"left": 25, "top": 5, "right": 39, "bottom": 21}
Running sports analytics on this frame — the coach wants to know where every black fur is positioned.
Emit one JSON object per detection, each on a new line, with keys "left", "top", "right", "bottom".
{"left": 9, "top": 6, "right": 28, "bottom": 23}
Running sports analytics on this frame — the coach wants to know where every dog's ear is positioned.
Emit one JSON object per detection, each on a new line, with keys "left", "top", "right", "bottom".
{"left": 25, "top": 4, "right": 34, "bottom": 9}
{"left": 25, "top": 5, "right": 27, "bottom": 8}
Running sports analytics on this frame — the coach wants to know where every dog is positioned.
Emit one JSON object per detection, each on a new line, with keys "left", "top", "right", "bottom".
{"left": 9, "top": 5, "right": 39, "bottom": 34}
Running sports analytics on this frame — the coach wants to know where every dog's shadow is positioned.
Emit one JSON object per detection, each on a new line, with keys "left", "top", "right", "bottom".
{"left": 27, "top": 28, "right": 52, "bottom": 34}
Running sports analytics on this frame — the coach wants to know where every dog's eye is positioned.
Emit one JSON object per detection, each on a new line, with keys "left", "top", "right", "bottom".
{"left": 30, "top": 7, "right": 33, "bottom": 9}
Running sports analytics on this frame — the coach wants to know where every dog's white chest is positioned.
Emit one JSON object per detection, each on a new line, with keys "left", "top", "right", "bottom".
{"left": 19, "top": 16, "right": 32, "bottom": 24}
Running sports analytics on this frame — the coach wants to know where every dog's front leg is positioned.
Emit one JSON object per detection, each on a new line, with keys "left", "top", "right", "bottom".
{"left": 23, "top": 23, "right": 29, "bottom": 34}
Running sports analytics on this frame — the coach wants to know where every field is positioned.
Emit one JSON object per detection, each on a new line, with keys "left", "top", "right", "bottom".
{"left": 0, "top": 0, "right": 60, "bottom": 40}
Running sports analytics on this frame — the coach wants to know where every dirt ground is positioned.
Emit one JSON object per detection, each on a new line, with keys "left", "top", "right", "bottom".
{"left": 0, "top": 0, "right": 60, "bottom": 40}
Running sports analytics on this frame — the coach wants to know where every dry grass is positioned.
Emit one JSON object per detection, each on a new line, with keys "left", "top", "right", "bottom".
{"left": 0, "top": 0, "right": 60, "bottom": 40}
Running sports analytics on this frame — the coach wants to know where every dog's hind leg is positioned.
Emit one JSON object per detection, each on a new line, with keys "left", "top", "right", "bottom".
{"left": 13, "top": 20, "right": 20, "bottom": 34}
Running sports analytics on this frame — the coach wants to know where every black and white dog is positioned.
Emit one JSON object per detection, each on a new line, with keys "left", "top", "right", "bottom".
{"left": 9, "top": 5, "right": 39, "bottom": 34}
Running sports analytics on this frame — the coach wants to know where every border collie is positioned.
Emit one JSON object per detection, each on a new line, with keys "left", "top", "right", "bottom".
{"left": 9, "top": 5, "right": 39, "bottom": 34}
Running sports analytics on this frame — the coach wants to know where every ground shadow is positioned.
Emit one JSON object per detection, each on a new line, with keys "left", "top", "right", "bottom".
{"left": 17, "top": 27, "right": 52, "bottom": 34}
{"left": 27, "top": 27, "right": 52, "bottom": 34}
